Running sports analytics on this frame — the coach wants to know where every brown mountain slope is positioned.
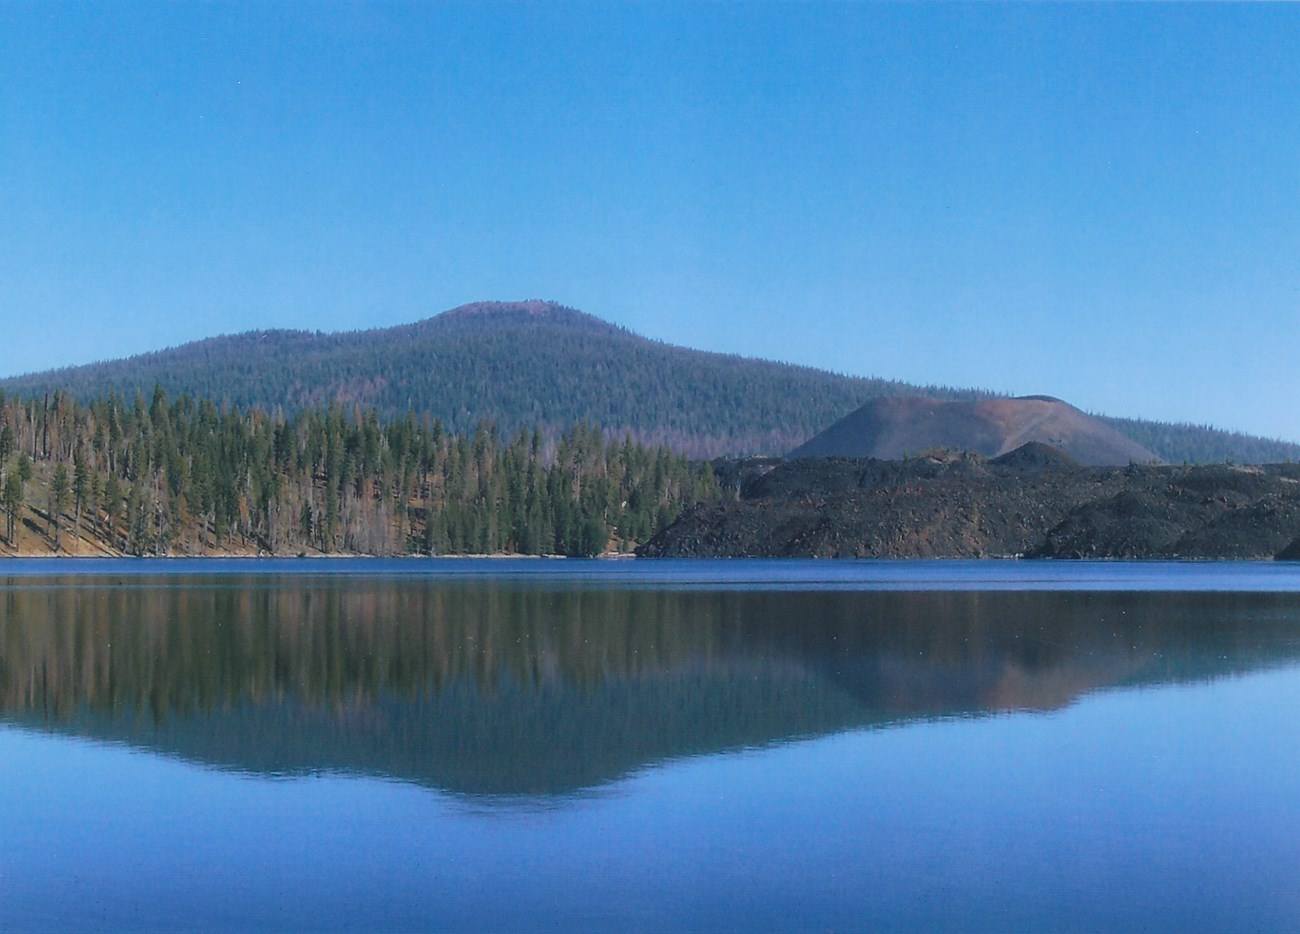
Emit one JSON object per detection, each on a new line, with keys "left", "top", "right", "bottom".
{"left": 789, "top": 395, "right": 1158, "bottom": 467}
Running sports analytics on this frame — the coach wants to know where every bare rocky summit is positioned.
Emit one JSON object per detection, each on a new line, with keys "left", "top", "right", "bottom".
{"left": 789, "top": 395, "right": 1158, "bottom": 466}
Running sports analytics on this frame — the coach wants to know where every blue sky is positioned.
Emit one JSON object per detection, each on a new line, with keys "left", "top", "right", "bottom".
{"left": 2, "top": 3, "right": 1298, "bottom": 441}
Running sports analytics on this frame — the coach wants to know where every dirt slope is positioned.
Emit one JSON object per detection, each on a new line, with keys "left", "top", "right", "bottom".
{"left": 790, "top": 395, "right": 1158, "bottom": 466}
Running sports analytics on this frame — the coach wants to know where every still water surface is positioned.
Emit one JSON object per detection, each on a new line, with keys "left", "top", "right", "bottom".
{"left": 2, "top": 559, "right": 1300, "bottom": 931}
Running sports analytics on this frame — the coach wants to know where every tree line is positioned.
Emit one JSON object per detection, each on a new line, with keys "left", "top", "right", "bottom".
{"left": 1098, "top": 414, "right": 1300, "bottom": 466}
{"left": 0, "top": 388, "right": 721, "bottom": 557}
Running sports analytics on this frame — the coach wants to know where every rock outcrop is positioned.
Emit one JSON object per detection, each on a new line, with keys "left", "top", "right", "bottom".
{"left": 639, "top": 447, "right": 1300, "bottom": 559}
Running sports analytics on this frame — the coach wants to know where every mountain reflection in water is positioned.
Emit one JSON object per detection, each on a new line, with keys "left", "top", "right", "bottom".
{"left": 2, "top": 575, "right": 1299, "bottom": 798}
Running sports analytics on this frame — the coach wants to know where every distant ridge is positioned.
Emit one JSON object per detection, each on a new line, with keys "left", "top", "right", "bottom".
{"left": 0, "top": 300, "right": 980, "bottom": 457}
{"left": 3, "top": 300, "right": 1297, "bottom": 463}
{"left": 789, "top": 396, "right": 1159, "bottom": 466}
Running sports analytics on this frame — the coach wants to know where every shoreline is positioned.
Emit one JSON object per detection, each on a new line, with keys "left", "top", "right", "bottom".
{"left": 0, "top": 551, "right": 630, "bottom": 561}
{"left": 0, "top": 552, "right": 1293, "bottom": 563}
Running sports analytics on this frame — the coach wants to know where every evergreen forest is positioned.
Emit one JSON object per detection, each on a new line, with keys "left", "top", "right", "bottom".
{"left": 0, "top": 388, "right": 721, "bottom": 557}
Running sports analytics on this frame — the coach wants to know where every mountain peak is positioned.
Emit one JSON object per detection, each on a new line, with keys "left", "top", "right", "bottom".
{"left": 415, "top": 299, "right": 623, "bottom": 336}
{"left": 789, "top": 395, "right": 1159, "bottom": 466}
{"left": 442, "top": 299, "right": 569, "bottom": 318}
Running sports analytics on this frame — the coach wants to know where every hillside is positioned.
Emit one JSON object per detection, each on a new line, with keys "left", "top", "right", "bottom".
{"left": 4, "top": 300, "right": 1298, "bottom": 463}
{"left": 640, "top": 450, "right": 1300, "bottom": 559}
{"left": 2, "top": 301, "right": 953, "bottom": 458}
{"left": 790, "top": 395, "right": 1158, "bottom": 466}
{"left": 0, "top": 391, "right": 718, "bottom": 558}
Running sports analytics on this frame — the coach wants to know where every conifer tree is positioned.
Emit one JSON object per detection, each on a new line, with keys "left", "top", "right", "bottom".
{"left": 49, "top": 463, "right": 70, "bottom": 547}
{"left": 3, "top": 470, "right": 22, "bottom": 544}
{"left": 73, "top": 450, "right": 89, "bottom": 541}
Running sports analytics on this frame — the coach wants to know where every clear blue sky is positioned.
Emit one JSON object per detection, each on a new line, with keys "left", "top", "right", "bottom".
{"left": 2, "top": 3, "right": 1298, "bottom": 441}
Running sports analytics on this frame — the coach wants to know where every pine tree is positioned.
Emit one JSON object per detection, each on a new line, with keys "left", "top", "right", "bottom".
{"left": 103, "top": 473, "right": 123, "bottom": 549}
{"left": 72, "top": 450, "right": 90, "bottom": 541}
{"left": 3, "top": 470, "right": 22, "bottom": 545}
{"left": 49, "top": 463, "right": 70, "bottom": 548}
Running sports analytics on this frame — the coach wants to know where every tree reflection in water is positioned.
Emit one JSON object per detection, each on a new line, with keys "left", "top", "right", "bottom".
{"left": 2, "top": 576, "right": 1298, "bottom": 797}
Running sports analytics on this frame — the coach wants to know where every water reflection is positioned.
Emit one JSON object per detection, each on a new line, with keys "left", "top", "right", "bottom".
{"left": 3, "top": 575, "right": 1299, "bottom": 797}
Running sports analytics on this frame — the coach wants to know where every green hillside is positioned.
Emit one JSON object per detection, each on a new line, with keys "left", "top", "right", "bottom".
{"left": 4, "top": 300, "right": 1297, "bottom": 463}
{"left": 0, "top": 300, "right": 980, "bottom": 457}
{"left": 0, "top": 389, "right": 718, "bottom": 557}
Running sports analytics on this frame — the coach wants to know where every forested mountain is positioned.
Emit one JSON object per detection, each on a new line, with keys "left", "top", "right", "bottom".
{"left": 4, "top": 300, "right": 1297, "bottom": 463}
{"left": 0, "top": 388, "right": 719, "bottom": 557}
{"left": 0, "top": 300, "right": 980, "bottom": 457}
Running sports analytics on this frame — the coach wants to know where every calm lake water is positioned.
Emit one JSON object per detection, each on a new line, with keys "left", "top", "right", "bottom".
{"left": 2, "top": 559, "right": 1300, "bottom": 932}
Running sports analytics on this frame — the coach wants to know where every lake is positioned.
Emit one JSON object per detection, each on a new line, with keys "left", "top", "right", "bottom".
{"left": 2, "top": 559, "right": 1300, "bottom": 932}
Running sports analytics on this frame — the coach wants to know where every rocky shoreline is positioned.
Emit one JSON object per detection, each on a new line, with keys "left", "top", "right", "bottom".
{"left": 638, "top": 444, "right": 1300, "bottom": 560}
